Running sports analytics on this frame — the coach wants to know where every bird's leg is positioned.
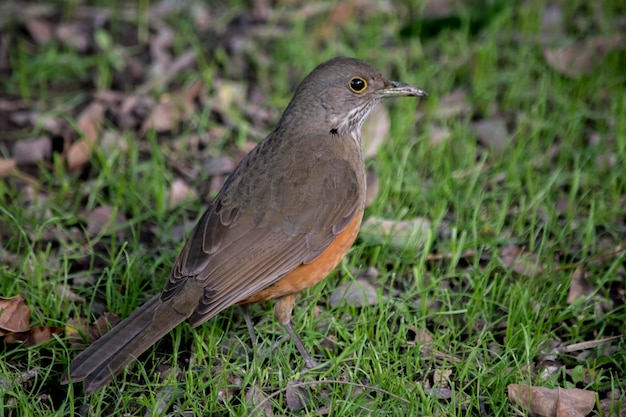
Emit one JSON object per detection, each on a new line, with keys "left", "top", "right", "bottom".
{"left": 238, "top": 305, "right": 260, "bottom": 356}
{"left": 274, "top": 293, "right": 320, "bottom": 369}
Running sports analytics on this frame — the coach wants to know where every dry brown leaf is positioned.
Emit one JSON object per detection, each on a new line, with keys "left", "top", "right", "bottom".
{"left": 25, "top": 17, "right": 53, "bottom": 44}
{"left": 12, "top": 136, "right": 52, "bottom": 164}
{"left": 66, "top": 312, "right": 120, "bottom": 347}
{"left": 470, "top": 117, "right": 509, "bottom": 153}
{"left": 168, "top": 178, "right": 197, "bottom": 209}
{"left": 141, "top": 97, "right": 180, "bottom": 133}
{"left": 55, "top": 21, "right": 91, "bottom": 52}
{"left": 360, "top": 216, "right": 431, "bottom": 251}
{"left": 245, "top": 385, "right": 274, "bottom": 417}
{"left": 0, "top": 295, "right": 30, "bottom": 332}
{"left": 435, "top": 89, "right": 472, "bottom": 119}
{"left": 141, "top": 77, "right": 201, "bottom": 135}
{"left": 599, "top": 396, "right": 626, "bottom": 417}
{"left": 2, "top": 325, "right": 63, "bottom": 346}
{"left": 508, "top": 384, "right": 596, "bottom": 417}
{"left": 0, "top": 158, "right": 17, "bottom": 177}
{"left": 285, "top": 380, "right": 311, "bottom": 412}
{"left": 329, "top": 279, "right": 379, "bottom": 308}
{"left": 406, "top": 326, "right": 433, "bottom": 346}
{"left": 67, "top": 102, "right": 106, "bottom": 171}
{"left": 499, "top": 245, "right": 544, "bottom": 278}
{"left": 428, "top": 124, "right": 451, "bottom": 147}
{"left": 567, "top": 267, "right": 594, "bottom": 304}
{"left": 543, "top": 35, "right": 624, "bottom": 78}
{"left": 85, "top": 205, "right": 127, "bottom": 236}
{"left": 556, "top": 387, "right": 597, "bottom": 417}
{"left": 433, "top": 368, "right": 452, "bottom": 388}
{"left": 423, "top": 0, "right": 457, "bottom": 17}
{"left": 24, "top": 326, "right": 63, "bottom": 347}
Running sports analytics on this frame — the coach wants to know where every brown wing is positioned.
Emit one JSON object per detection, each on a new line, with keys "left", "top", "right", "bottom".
{"left": 162, "top": 132, "right": 365, "bottom": 326}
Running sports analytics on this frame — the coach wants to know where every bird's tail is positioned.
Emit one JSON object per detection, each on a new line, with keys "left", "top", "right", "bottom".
{"left": 63, "top": 291, "right": 194, "bottom": 393}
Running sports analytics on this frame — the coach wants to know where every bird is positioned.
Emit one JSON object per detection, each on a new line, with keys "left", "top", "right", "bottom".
{"left": 63, "top": 56, "right": 426, "bottom": 393}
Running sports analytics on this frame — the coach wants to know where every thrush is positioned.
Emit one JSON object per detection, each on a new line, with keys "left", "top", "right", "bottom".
{"left": 63, "top": 56, "right": 426, "bottom": 393}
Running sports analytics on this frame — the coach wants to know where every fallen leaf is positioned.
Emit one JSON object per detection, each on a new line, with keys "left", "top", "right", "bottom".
{"left": 0, "top": 295, "right": 30, "bottom": 332}
{"left": 2, "top": 326, "right": 63, "bottom": 346}
{"left": 360, "top": 216, "right": 431, "bottom": 251}
{"left": 24, "top": 17, "right": 53, "bottom": 44}
{"left": 285, "top": 380, "right": 310, "bottom": 412}
{"left": 0, "top": 158, "right": 16, "bottom": 177}
{"left": 84, "top": 205, "right": 127, "bottom": 236}
{"left": 66, "top": 312, "right": 120, "bottom": 347}
{"left": 428, "top": 124, "right": 451, "bottom": 146}
{"left": 55, "top": 21, "right": 91, "bottom": 52}
{"left": 329, "top": 279, "right": 379, "bottom": 308}
{"left": 67, "top": 102, "right": 106, "bottom": 171}
{"left": 543, "top": 35, "right": 623, "bottom": 78}
{"left": 508, "top": 384, "right": 596, "bottom": 417}
{"left": 168, "top": 178, "right": 197, "bottom": 209}
{"left": 567, "top": 267, "right": 594, "bottom": 304}
{"left": 435, "top": 89, "right": 472, "bottom": 119}
{"left": 245, "top": 385, "right": 274, "bottom": 417}
{"left": 12, "top": 136, "right": 52, "bottom": 164}
{"left": 433, "top": 368, "right": 452, "bottom": 388}
{"left": 470, "top": 117, "right": 509, "bottom": 153}
{"left": 141, "top": 97, "right": 180, "bottom": 133}
{"left": 499, "top": 245, "right": 544, "bottom": 278}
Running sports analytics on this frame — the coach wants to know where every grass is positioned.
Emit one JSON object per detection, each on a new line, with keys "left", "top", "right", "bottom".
{"left": 1, "top": 0, "right": 625, "bottom": 415}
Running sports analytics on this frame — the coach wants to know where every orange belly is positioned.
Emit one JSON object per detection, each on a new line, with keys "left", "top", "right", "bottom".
{"left": 239, "top": 210, "right": 363, "bottom": 304}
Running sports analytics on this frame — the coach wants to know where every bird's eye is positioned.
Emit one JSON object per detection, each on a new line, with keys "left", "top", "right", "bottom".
{"left": 348, "top": 77, "right": 367, "bottom": 93}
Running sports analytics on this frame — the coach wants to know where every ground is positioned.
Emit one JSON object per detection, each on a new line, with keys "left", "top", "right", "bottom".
{"left": 0, "top": 1, "right": 624, "bottom": 416}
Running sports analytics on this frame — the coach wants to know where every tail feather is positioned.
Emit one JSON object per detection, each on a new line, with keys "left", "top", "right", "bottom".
{"left": 64, "top": 290, "right": 197, "bottom": 393}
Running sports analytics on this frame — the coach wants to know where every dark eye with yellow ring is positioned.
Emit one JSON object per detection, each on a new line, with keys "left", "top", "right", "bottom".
{"left": 349, "top": 77, "right": 367, "bottom": 93}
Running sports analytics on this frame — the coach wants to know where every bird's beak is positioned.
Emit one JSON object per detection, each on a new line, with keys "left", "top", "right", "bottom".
{"left": 379, "top": 81, "right": 427, "bottom": 98}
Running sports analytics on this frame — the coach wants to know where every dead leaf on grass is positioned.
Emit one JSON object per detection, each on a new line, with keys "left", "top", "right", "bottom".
{"left": 0, "top": 158, "right": 17, "bottom": 177}
{"left": 67, "top": 102, "right": 106, "bottom": 171}
{"left": 0, "top": 295, "right": 30, "bottom": 332}
{"left": 12, "top": 136, "right": 52, "bottom": 164}
{"left": 55, "top": 21, "right": 91, "bottom": 52}
{"left": 543, "top": 35, "right": 624, "bottom": 78}
{"left": 428, "top": 124, "right": 451, "bottom": 147}
{"left": 245, "top": 385, "right": 274, "bottom": 417}
{"left": 24, "top": 17, "right": 53, "bottom": 44}
{"left": 567, "top": 267, "right": 594, "bottom": 304}
{"left": 285, "top": 380, "right": 311, "bottom": 412}
{"left": 499, "top": 245, "right": 544, "bottom": 278}
{"left": 141, "top": 80, "right": 202, "bottom": 134}
{"left": 470, "top": 117, "right": 509, "bottom": 153}
{"left": 406, "top": 325, "right": 433, "bottom": 347}
{"left": 329, "top": 279, "right": 379, "bottom": 308}
{"left": 168, "top": 178, "right": 197, "bottom": 209}
{"left": 435, "top": 89, "right": 472, "bottom": 119}
{"left": 508, "top": 384, "right": 596, "bottom": 417}
{"left": 360, "top": 216, "right": 431, "bottom": 251}
{"left": 1, "top": 324, "right": 64, "bottom": 347}
{"left": 433, "top": 368, "right": 452, "bottom": 388}
{"left": 66, "top": 312, "right": 120, "bottom": 347}
{"left": 84, "top": 205, "right": 127, "bottom": 237}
